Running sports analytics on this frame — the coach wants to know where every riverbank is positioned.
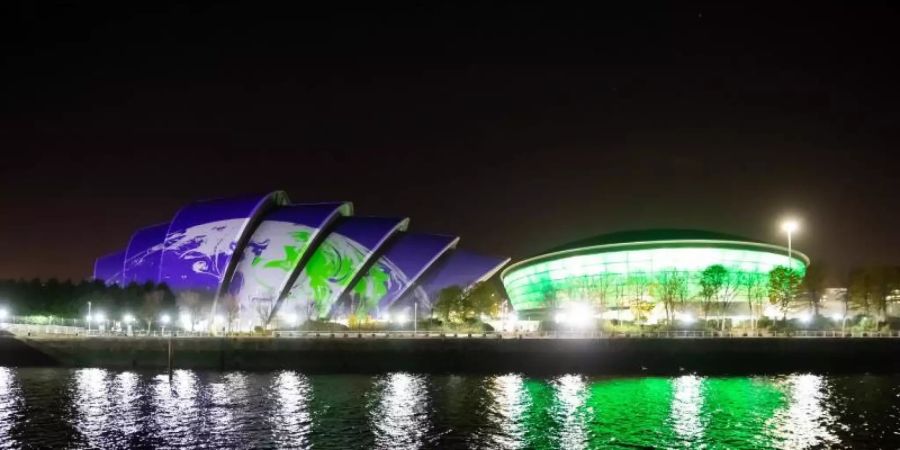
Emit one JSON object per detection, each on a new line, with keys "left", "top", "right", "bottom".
{"left": 3, "top": 335, "right": 900, "bottom": 374}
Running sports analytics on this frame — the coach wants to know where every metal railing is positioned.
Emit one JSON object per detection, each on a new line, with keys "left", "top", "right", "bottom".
{"left": 6, "top": 323, "right": 900, "bottom": 340}
{"left": 1, "top": 323, "right": 85, "bottom": 336}
{"left": 271, "top": 330, "right": 900, "bottom": 339}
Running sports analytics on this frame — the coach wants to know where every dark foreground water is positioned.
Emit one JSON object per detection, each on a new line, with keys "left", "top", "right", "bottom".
{"left": 1, "top": 368, "right": 899, "bottom": 449}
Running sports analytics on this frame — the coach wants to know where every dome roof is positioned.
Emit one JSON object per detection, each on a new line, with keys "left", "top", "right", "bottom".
{"left": 545, "top": 228, "right": 763, "bottom": 254}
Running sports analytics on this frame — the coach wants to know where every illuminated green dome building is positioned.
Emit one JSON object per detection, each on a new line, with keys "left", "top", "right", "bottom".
{"left": 501, "top": 229, "right": 809, "bottom": 322}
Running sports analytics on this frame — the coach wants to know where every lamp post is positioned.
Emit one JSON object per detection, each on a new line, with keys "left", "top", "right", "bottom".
{"left": 780, "top": 219, "right": 799, "bottom": 270}
{"left": 87, "top": 301, "right": 92, "bottom": 332}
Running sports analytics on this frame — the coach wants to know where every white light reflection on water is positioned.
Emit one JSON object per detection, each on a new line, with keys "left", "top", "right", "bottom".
{"left": 112, "top": 371, "right": 141, "bottom": 437}
{"left": 0, "top": 367, "right": 20, "bottom": 445}
{"left": 72, "top": 368, "right": 113, "bottom": 447}
{"left": 370, "top": 372, "right": 431, "bottom": 450}
{"left": 207, "top": 372, "right": 248, "bottom": 439}
{"left": 270, "top": 371, "right": 312, "bottom": 448}
{"left": 151, "top": 369, "right": 200, "bottom": 447}
{"left": 770, "top": 374, "right": 839, "bottom": 449}
{"left": 486, "top": 373, "right": 527, "bottom": 449}
{"left": 554, "top": 374, "right": 588, "bottom": 450}
{"left": 671, "top": 375, "right": 704, "bottom": 443}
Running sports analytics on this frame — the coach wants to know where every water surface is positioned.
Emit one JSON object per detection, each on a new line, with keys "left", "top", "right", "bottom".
{"left": 0, "top": 367, "right": 898, "bottom": 449}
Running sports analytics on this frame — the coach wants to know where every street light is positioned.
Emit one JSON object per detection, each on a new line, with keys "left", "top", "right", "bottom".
{"left": 780, "top": 219, "right": 800, "bottom": 270}
{"left": 160, "top": 313, "right": 171, "bottom": 335}
{"left": 0, "top": 307, "right": 8, "bottom": 321}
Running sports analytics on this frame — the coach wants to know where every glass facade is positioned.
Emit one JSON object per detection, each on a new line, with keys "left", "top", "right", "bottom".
{"left": 502, "top": 241, "right": 808, "bottom": 313}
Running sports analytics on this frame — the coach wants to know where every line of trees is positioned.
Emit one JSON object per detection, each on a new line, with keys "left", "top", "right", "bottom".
{"left": 540, "top": 263, "right": 900, "bottom": 329}
{"left": 0, "top": 278, "right": 176, "bottom": 330}
{"left": 432, "top": 282, "right": 505, "bottom": 324}
{"left": 540, "top": 264, "right": 811, "bottom": 328}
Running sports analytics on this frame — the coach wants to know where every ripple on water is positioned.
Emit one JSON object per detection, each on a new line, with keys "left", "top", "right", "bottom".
{"left": 0, "top": 368, "right": 897, "bottom": 449}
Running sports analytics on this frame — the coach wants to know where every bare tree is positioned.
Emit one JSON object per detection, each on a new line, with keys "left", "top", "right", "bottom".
{"left": 741, "top": 272, "right": 767, "bottom": 330}
{"left": 699, "top": 265, "right": 726, "bottom": 324}
{"left": 801, "top": 263, "right": 827, "bottom": 317}
{"left": 653, "top": 271, "right": 687, "bottom": 325}
{"left": 177, "top": 291, "right": 203, "bottom": 331}
{"left": 716, "top": 268, "right": 740, "bottom": 330}
{"left": 628, "top": 272, "right": 651, "bottom": 323}
{"left": 252, "top": 296, "right": 275, "bottom": 331}
{"left": 140, "top": 289, "right": 164, "bottom": 335}
{"left": 221, "top": 293, "right": 241, "bottom": 332}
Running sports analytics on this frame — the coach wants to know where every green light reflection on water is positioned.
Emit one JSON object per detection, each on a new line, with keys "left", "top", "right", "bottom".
{"left": 499, "top": 375, "right": 834, "bottom": 450}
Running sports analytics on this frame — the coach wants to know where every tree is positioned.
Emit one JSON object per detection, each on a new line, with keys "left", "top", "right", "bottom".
{"left": 740, "top": 272, "right": 767, "bottom": 330}
{"left": 222, "top": 293, "right": 241, "bottom": 332}
{"left": 699, "top": 265, "right": 727, "bottom": 324}
{"left": 589, "top": 273, "right": 616, "bottom": 318}
{"left": 432, "top": 283, "right": 503, "bottom": 324}
{"left": 627, "top": 272, "right": 652, "bottom": 323}
{"left": 846, "top": 266, "right": 900, "bottom": 328}
{"left": 848, "top": 268, "right": 873, "bottom": 318}
{"left": 465, "top": 282, "right": 503, "bottom": 319}
{"left": 434, "top": 286, "right": 464, "bottom": 322}
{"left": 653, "top": 271, "right": 687, "bottom": 325}
{"left": 768, "top": 266, "right": 801, "bottom": 320}
{"left": 177, "top": 291, "right": 204, "bottom": 331}
{"left": 800, "top": 263, "right": 828, "bottom": 317}
{"left": 140, "top": 289, "right": 164, "bottom": 335}
{"left": 253, "top": 297, "right": 275, "bottom": 330}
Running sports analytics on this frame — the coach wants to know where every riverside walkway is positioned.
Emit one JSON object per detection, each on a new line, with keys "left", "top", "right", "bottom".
{"left": 4, "top": 322, "right": 899, "bottom": 340}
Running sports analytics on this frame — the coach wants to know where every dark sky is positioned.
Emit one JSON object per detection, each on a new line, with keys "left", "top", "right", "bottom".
{"left": 2, "top": 2, "right": 899, "bottom": 281}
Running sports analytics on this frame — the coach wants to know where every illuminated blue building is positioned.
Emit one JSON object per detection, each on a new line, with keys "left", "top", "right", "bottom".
{"left": 94, "top": 191, "right": 508, "bottom": 329}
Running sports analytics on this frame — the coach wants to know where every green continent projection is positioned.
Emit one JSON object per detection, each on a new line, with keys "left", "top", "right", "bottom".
{"left": 232, "top": 222, "right": 316, "bottom": 329}
{"left": 284, "top": 232, "right": 375, "bottom": 319}
{"left": 350, "top": 263, "right": 391, "bottom": 320}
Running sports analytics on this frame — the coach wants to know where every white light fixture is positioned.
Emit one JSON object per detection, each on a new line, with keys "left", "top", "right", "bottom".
{"left": 123, "top": 313, "right": 134, "bottom": 324}
{"left": 160, "top": 314, "right": 171, "bottom": 324}
{"left": 0, "top": 308, "right": 8, "bottom": 320}
{"left": 780, "top": 219, "right": 800, "bottom": 234}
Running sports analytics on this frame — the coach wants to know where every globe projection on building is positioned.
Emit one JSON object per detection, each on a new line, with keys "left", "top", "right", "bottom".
{"left": 93, "top": 191, "right": 509, "bottom": 330}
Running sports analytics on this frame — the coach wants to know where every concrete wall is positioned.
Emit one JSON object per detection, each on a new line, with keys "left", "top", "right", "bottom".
{"left": 3, "top": 336, "right": 900, "bottom": 375}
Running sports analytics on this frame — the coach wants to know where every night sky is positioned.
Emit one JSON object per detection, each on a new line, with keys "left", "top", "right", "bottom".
{"left": 2, "top": 2, "right": 899, "bottom": 282}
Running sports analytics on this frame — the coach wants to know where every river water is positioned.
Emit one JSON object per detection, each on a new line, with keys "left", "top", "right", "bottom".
{"left": 0, "top": 367, "right": 898, "bottom": 449}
